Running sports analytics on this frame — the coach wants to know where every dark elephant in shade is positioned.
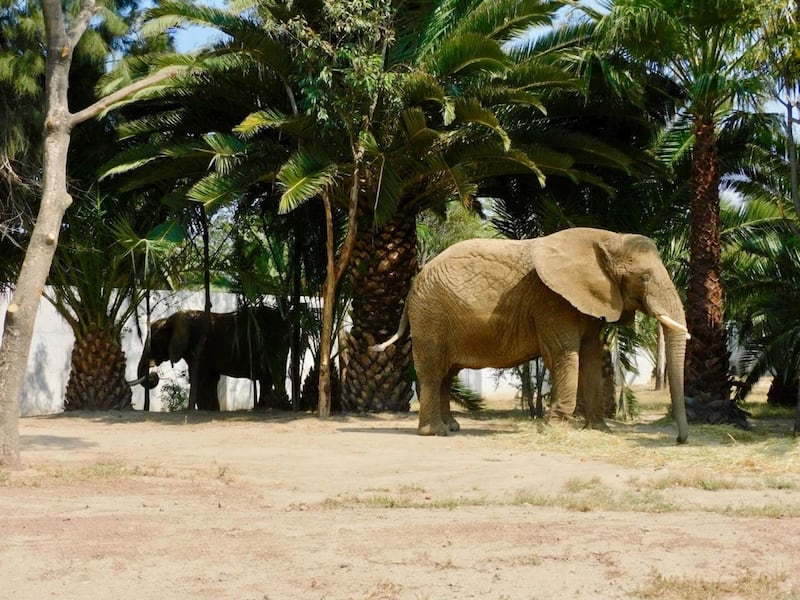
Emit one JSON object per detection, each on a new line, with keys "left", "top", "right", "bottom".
{"left": 137, "top": 306, "right": 291, "bottom": 410}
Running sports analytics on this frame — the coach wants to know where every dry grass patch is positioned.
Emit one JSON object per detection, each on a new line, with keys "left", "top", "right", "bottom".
{"left": 643, "top": 470, "right": 739, "bottom": 491}
{"left": 503, "top": 387, "right": 800, "bottom": 490}
{"left": 362, "top": 581, "right": 405, "bottom": 600}
{"left": 1, "top": 459, "right": 171, "bottom": 487}
{"left": 513, "top": 478, "right": 677, "bottom": 514}
{"left": 322, "top": 492, "right": 481, "bottom": 510}
{"left": 632, "top": 567, "right": 796, "bottom": 599}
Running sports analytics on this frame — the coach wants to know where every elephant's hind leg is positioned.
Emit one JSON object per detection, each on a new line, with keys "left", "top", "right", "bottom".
{"left": 440, "top": 369, "right": 460, "bottom": 432}
{"left": 416, "top": 366, "right": 450, "bottom": 436}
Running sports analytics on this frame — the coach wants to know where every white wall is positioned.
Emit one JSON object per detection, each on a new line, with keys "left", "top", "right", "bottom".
{"left": 0, "top": 293, "right": 74, "bottom": 416}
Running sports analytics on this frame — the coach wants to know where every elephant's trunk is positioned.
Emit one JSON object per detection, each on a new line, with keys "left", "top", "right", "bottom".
{"left": 646, "top": 282, "right": 689, "bottom": 444}
{"left": 665, "top": 327, "right": 689, "bottom": 444}
{"left": 137, "top": 339, "right": 159, "bottom": 389}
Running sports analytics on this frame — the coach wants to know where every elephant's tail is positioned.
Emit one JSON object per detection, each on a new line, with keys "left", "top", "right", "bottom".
{"left": 370, "top": 302, "right": 408, "bottom": 352}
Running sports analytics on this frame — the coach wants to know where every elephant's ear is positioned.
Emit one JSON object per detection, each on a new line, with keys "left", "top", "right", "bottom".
{"left": 532, "top": 228, "right": 623, "bottom": 321}
{"left": 168, "top": 314, "right": 191, "bottom": 364}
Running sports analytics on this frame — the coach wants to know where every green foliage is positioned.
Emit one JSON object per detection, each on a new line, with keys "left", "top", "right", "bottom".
{"left": 161, "top": 379, "right": 189, "bottom": 412}
{"left": 417, "top": 202, "right": 494, "bottom": 265}
{"left": 46, "top": 192, "right": 147, "bottom": 341}
{"left": 450, "top": 377, "right": 485, "bottom": 412}
{"left": 723, "top": 200, "right": 800, "bottom": 403}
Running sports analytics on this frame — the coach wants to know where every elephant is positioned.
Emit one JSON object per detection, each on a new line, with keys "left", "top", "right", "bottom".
{"left": 137, "top": 306, "right": 291, "bottom": 411}
{"left": 373, "top": 227, "right": 690, "bottom": 443}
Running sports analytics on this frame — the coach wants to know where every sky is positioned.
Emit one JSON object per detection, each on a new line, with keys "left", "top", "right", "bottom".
{"left": 171, "top": 0, "right": 227, "bottom": 53}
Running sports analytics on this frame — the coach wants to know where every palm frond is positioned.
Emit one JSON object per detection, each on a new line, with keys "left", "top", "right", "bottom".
{"left": 427, "top": 33, "right": 511, "bottom": 78}
{"left": 453, "top": 98, "right": 510, "bottom": 150}
{"left": 277, "top": 149, "right": 339, "bottom": 213}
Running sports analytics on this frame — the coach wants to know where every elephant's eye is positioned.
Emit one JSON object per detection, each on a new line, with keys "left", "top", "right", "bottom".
{"left": 640, "top": 273, "right": 652, "bottom": 284}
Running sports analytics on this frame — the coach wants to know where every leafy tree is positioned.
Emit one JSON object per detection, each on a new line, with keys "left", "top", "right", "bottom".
{"left": 0, "top": 0, "right": 182, "bottom": 469}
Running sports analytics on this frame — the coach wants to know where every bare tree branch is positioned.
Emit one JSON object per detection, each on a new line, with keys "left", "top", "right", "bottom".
{"left": 69, "top": 66, "right": 185, "bottom": 127}
{"left": 68, "top": 0, "right": 100, "bottom": 48}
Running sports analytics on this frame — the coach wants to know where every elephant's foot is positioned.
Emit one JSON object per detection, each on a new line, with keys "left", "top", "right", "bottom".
{"left": 544, "top": 412, "right": 576, "bottom": 425}
{"left": 444, "top": 414, "right": 460, "bottom": 432}
{"left": 583, "top": 418, "right": 610, "bottom": 433}
{"left": 418, "top": 419, "right": 450, "bottom": 436}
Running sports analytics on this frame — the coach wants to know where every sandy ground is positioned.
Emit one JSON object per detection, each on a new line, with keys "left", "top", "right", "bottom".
{"left": 2, "top": 393, "right": 800, "bottom": 600}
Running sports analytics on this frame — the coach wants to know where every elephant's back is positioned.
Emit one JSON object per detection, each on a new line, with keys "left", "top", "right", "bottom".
{"left": 413, "top": 238, "right": 534, "bottom": 303}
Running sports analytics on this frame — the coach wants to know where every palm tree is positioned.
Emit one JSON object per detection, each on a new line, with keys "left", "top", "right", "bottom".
{"left": 338, "top": 0, "right": 606, "bottom": 412}
{"left": 106, "top": 0, "right": 358, "bottom": 412}
{"left": 596, "top": 0, "right": 769, "bottom": 425}
{"left": 724, "top": 201, "right": 800, "bottom": 406}
{"left": 720, "top": 109, "right": 800, "bottom": 431}
{"left": 47, "top": 193, "right": 152, "bottom": 410}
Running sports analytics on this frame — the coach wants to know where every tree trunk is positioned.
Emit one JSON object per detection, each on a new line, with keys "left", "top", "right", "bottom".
{"left": 0, "top": 127, "right": 71, "bottom": 467}
{"left": 197, "top": 203, "right": 214, "bottom": 410}
{"left": 684, "top": 119, "right": 747, "bottom": 427}
{"left": 318, "top": 155, "right": 360, "bottom": 417}
{"left": 290, "top": 220, "right": 303, "bottom": 411}
{"left": 0, "top": 0, "right": 76, "bottom": 467}
{"left": 520, "top": 361, "right": 534, "bottom": 416}
{"left": 339, "top": 207, "right": 416, "bottom": 412}
{"left": 64, "top": 327, "right": 132, "bottom": 410}
{"left": 795, "top": 378, "right": 800, "bottom": 437}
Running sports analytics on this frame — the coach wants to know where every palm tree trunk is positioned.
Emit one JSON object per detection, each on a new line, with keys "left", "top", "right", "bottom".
{"left": 64, "top": 327, "right": 132, "bottom": 410}
{"left": 340, "top": 207, "right": 416, "bottom": 412}
{"left": 684, "top": 119, "right": 747, "bottom": 426}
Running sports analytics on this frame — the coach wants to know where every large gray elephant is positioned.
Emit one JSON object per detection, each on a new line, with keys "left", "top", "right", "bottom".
{"left": 374, "top": 227, "right": 690, "bottom": 443}
{"left": 137, "top": 306, "right": 291, "bottom": 410}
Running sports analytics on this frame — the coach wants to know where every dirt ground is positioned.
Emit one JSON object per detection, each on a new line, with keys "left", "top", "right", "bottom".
{"left": 2, "top": 390, "right": 800, "bottom": 600}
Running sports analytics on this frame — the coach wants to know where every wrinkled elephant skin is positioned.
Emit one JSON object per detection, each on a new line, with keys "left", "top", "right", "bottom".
{"left": 377, "top": 228, "right": 689, "bottom": 443}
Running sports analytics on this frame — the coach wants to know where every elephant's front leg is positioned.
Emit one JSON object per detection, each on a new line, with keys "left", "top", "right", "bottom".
{"left": 545, "top": 350, "right": 580, "bottom": 421}
{"left": 578, "top": 322, "right": 607, "bottom": 430}
{"left": 539, "top": 325, "right": 581, "bottom": 421}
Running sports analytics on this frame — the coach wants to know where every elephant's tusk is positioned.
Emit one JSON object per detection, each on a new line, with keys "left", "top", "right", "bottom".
{"left": 657, "top": 314, "right": 691, "bottom": 339}
{"left": 127, "top": 371, "right": 160, "bottom": 388}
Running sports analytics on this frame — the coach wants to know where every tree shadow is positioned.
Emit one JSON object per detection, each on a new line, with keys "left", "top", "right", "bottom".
{"left": 33, "top": 409, "right": 319, "bottom": 426}
{"left": 21, "top": 434, "right": 97, "bottom": 451}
